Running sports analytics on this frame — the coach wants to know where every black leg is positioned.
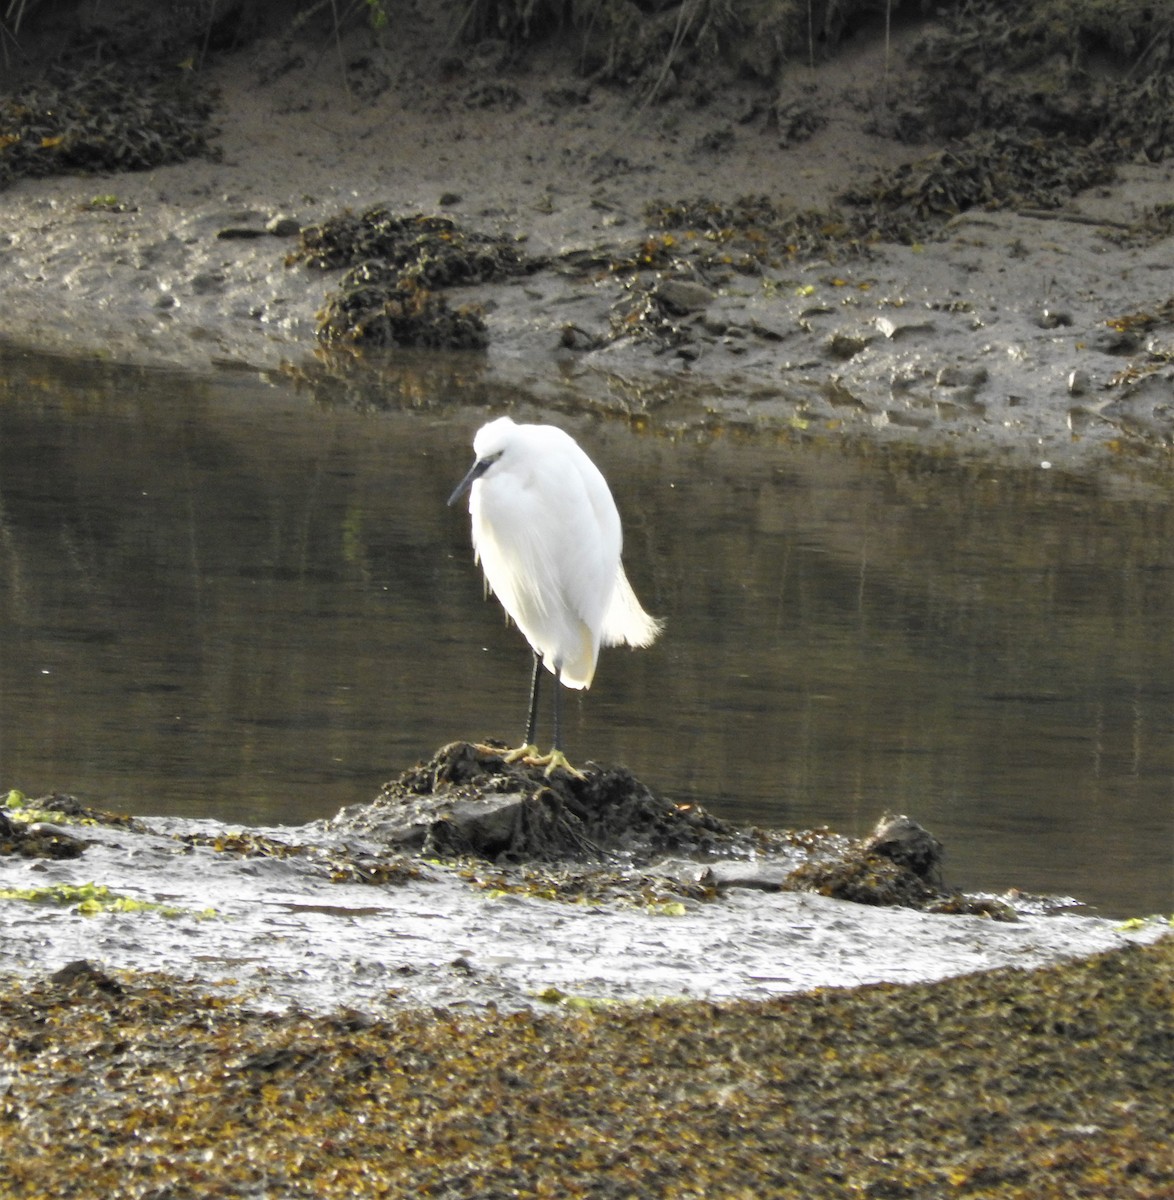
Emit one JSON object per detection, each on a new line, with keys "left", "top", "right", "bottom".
{"left": 524, "top": 652, "right": 542, "bottom": 746}
{"left": 552, "top": 664, "right": 563, "bottom": 752}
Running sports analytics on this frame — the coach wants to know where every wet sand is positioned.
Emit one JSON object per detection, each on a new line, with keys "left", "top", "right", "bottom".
{"left": 3, "top": 782, "right": 1172, "bottom": 1196}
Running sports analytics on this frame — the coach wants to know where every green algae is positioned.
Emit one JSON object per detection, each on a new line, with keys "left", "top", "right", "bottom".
{"left": 0, "top": 881, "right": 215, "bottom": 919}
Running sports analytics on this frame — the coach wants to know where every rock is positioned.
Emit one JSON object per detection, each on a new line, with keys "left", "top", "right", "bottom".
{"left": 875, "top": 316, "right": 936, "bottom": 340}
{"left": 784, "top": 852, "right": 940, "bottom": 909}
{"left": 825, "top": 330, "right": 873, "bottom": 360}
{"left": 654, "top": 278, "right": 715, "bottom": 314}
{"left": 49, "top": 960, "right": 123, "bottom": 994}
{"left": 862, "top": 813, "right": 943, "bottom": 882}
{"left": 265, "top": 214, "right": 301, "bottom": 237}
{"left": 936, "top": 364, "right": 989, "bottom": 388}
{"left": 707, "top": 861, "right": 798, "bottom": 892}
{"left": 190, "top": 271, "right": 226, "bottom": 294}
{"left": 782, "top": 811, "right": 1012, "bottom": 917}
{"left": 1067, "top": 368, "right": 1092, "bottom": 396}
{"left": 1036, "top": 308, "right": 1073, "bottom": 329}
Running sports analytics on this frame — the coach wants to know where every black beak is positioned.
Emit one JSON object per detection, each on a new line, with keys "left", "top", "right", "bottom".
{"left": 447, "top": 458, "right": 489, "bottom": 507}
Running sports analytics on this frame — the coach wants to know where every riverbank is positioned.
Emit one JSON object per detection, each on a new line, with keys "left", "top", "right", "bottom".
{"left": 2, "top": 4, "right": 1173, "bottom": 469}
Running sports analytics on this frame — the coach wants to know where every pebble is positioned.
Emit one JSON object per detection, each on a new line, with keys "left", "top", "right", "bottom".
{"left": 654, "top": 278, "right": 715, "bottom": 314}
{"left": 265, "top": 214, "right": 302, "bottom": 237}
{"left": 1067, "top": 368, "right": 1091, "bottom": 396}
{"left": 936, "top": 364, "right": 989, "bottom": 388}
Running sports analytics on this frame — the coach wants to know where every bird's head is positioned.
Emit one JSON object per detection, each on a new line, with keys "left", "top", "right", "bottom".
{"left": 447, "top": 416, "right": 517, "bottom": 506}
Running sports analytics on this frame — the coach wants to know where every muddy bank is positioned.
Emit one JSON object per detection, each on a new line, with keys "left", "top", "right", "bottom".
{"left": 1, "top": 759, "right": 1167, "bottom": 1015}
{"left": 2, "top": 2, "right": 1173, "bottom": 467}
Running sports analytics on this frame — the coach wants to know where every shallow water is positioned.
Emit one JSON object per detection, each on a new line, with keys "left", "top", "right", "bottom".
{"left": 1, "top": 343, "right": 1171, "bottom": 916}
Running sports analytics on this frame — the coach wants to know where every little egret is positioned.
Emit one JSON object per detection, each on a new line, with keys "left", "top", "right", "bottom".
{"left": 448, "top": 415, "right": 662, "bottom": 774}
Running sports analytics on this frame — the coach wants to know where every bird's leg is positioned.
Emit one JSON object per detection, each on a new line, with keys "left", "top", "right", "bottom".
{"left": 534, "top": 664, "right": 586, "bottom": 780}
{"left": 524, "top": 651, "right": 542, "bottom": 749}
{"left": 502, "top": 653, "right": 542, "bottom": 764}
{"left": 502, "top": 658, "right": 584, "bottom": 779}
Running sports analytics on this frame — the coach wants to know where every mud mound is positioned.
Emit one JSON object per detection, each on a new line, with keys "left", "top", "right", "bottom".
{"left": 325, "top": 747, "right": 1016, "bottom": 917}
{"left": 784, "top": 812, "right": 1016, "bottom": 919}
{"left": 326, "top": 741, "right": 756, "bottom": 865}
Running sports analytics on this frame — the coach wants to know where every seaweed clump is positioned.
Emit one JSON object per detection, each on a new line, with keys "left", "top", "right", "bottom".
{"left": 288, "top": 207, "right": 541, "bottom": 350}
{"left": 845, "top": 0, "right": 1174, "bottom": 240}
{"left": 552, "top": 196, "right": 867, "bottom": 355}
{"left": 644, "top": 194, "right": 865, "bottom": 268}
{"left": 0, "top": 808, "right": 86, "bottom": 860}
{"left": 784, "top": 812, "right": 1017, "bottom": 920}
{"left": 0, "top": 789, "right": 146, "bottom": 860}
{"left": 172, "top": 825, "right": 423, "bottom": 888}
{"left": 326, "top": 740, "right": 755, "bottom": 865}
{"left": 0, "top": 63, "right": 217, "bottom": 192}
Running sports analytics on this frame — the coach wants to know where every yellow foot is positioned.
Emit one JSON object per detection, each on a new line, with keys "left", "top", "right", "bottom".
{"left": 531, "top": 747, "right": 587, "bottom": 781}
{"left": 481, "top": 743, "right": 586, "bottom": 779}
{"left": 500, "top": 743, "right": 540, "bottom": 764}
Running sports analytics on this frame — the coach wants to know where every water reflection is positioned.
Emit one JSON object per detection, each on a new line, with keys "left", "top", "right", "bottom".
{"left": 1, "top": 343, "right": 1171, "bottom": 915}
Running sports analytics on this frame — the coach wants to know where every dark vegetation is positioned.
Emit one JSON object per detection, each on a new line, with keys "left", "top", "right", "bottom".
{"left": 0, "top": 61, "right": 216, "bottom": 190}
{"left": 2, "top": 937, "right": 1171, "bottom": 1197}
{"left": 5, "top": 1, "right": 1172, "bottom": 201}
{"left": 287, "top": 208, "right": 541, "bottom": 348}
{"left": 3, "top": 1, "right": 1172, "bottom": 346}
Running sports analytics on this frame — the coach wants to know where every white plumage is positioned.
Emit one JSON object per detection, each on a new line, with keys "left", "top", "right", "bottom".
{"left": 448, "top": 415, "right": 661, "bottom": 761}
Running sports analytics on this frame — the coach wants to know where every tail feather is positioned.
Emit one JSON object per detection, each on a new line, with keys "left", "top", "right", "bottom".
{"left": 601, "top": 566, "right": 662, "bottom": 649}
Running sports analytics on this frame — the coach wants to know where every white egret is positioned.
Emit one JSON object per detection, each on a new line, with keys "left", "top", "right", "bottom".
{"left": 448, "top": 415, "right": 662, "bottom": 774}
